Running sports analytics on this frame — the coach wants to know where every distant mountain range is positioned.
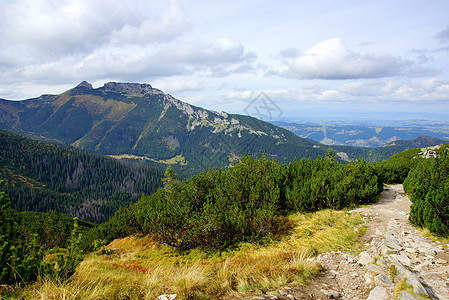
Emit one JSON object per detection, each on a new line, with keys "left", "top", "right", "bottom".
{"left": 272, "top": 121, "right": 449, "bottom": 148}
{"left": 0, "top": 82, "right": 447, "bottom": 176}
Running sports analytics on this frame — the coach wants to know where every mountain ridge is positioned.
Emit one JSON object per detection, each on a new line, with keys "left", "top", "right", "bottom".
{"left": 0, "top": 81, "right": 325, "bottom": 175}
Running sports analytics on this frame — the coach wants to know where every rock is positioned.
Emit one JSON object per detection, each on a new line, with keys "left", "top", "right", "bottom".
{"left": 364, "top": 272, "right": 374, "bottom": 286}
{"left": 157, "top": 294, "right": 177, "bottom": 300}
{"left": 413, "top": 262, "right": 430, "bottom": 272}
{"left": 390, "top": 254, "right": 411, "bottom": 267}
{"left": 417, "top": 247, "right": 428, "bottom": 254}
{"left": 382, "top": 238, "right": 402, "bottom": 252}
{"left": 436, "top": 258, "right": 447, "bottom": 264}
{"left": 405, "top": 248, "right": 418, "bottom": 254}
{"left": 380, "top": 245, "right": 400, "bottom": 255}
{"left": 394, "top": 262, "right": 413, "bottom": 279}
{"left": 358, "top": 251, "right": 375, "bottom": 265}
{"left": 102, "top": 82, "right": 157, "bottom": 95}
{"left": 374, "top": 274, "right": 394, "bottom": 287}
{"left": 367, "top": 286, "right": 390, "bottom": 300}
{"left": 428, "top": 265, "right": 449, "bottom": 275}
{"left": 76, "top": 80, "right": 93, "bottom": 89}
{"left": 397, "top": 291, "right": 423, "bottom": 300}
{"left": 320, "top": 289, "right": 340, "bottom": 299}
{"left": 367, "top": 264, "right": 384, "bottom": 275}
{"left": 406, "top": 275, "right": 429, "bottom": 297}
{"left": 286, "top": 295, "right": 296, "bottom": 300}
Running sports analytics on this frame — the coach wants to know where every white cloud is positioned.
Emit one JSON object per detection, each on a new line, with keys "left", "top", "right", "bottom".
{"left": 151, "top": 78, "right": 204, "bottom": 93}
{"left": 0, "top": 0, "right": 189, "bottom": 70}
{"left": 163, "top": 38, "right": 245, "bottom": 65}
{"left": 297, "top": 78, "right": 449, "bottom": 102}
{"left": 285, "top": 38, "right": 412, "bottom": 79}
{"left": 110, "top": 1, "right": 189, "bottom": 44}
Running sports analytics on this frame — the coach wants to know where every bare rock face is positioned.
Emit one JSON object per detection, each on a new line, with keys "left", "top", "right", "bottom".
{"left": 76, "top": 81, "right": 93, "bottom": 89}
{"left": 102, "top": 82, "right": 163, "bottom": 95}
{"left": 418, "top": 145, "right": 441, "bottom": 158}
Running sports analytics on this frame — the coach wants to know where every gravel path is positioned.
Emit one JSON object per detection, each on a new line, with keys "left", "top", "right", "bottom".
{"left": 252, "top": 184, "right": 449, "bottom": 300}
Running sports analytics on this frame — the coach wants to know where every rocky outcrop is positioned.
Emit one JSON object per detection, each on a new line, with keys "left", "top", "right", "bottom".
{"left": 418, "top": 146, "right": 440, "bottom": 159}
{"left": 76, "top": 80, "right": 93, "bottom": 89}
{"left": 101, "top": 82, "right": 163, "bottom": 95}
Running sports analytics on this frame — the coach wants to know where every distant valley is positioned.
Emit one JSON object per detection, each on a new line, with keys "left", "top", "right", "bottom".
{"left": 272, "top": 121, "right": 449, "bottom": 148}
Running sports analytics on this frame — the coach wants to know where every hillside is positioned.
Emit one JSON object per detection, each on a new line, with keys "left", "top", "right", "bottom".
{"left": 0, "top": 129, "right": 163, "bottom": 223}
{"left": 332, "top": 135, "right": 448, "bottom": 162}
{"left": 273, "top": 121, "right": 449, "bottom": 147}
{"left": 0, "top": 81, "right": 328, "bottom": 175}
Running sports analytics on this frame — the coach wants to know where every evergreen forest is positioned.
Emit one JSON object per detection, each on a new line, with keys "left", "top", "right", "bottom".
{"left": 0, "top": 130, "right": 164, "bottom": 223}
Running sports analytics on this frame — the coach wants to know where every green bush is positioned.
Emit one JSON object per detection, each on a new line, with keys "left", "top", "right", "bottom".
{"left": 374, "top": 148, "right": 420, "bottom": 184}
{"left": 0, "top": 179, "right": 83, "bottom": 284}
{"left": 404, "top": 148, "right": 449, "bottom": 237}
{"left": 85, "top": 154, "right": 383, "bottom": 251}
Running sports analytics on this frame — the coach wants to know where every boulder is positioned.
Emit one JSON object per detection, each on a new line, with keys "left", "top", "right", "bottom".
{"left": 367, "top": 286, "right": 390, "bottom": 300}
{"left": 374, "top": 274, "right": 393, "bottom": 287}
{"left": 358, "top": 251, "right": 375, "bottom": 265}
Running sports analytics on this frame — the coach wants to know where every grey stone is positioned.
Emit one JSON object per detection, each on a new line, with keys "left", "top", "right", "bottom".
{"left": 374, "top": 274, "right": 394, "bottom": 287}
{"left": 367, "top": 264, "right": 384, "bottom": 275}
{"left": 390, "top": 254, "right": 411, "bottom": 267}
{"left": 406, "top": 275, "right": 429, "bottom": 297}
{"left": 358, "top": 251, "right": 375, "bottom": 265}
{"left": 397, "top": 291, "right": 423, "bottom": 300}
{"left": 394, "top": 262, "right": 413, "bottom": 279}
{"left": 367, "top": 286, "right": 390, "bottom": 300}
{"left": 413, "top": 262, "right": 429, "bottom": 272}
{"left": 405, "top": 247, "right": 418, "bottom": 254}
{"left": 383, "top": 238, "right": 402, "bottom": 251}
{"left": 364, "top": 272, "right": 374, "bottom": 286}
{"left": 286, "top": 295, "right": 296, "bottom": 300}
{"left": 380, "top": 245, "right": 400, "bottom": 255}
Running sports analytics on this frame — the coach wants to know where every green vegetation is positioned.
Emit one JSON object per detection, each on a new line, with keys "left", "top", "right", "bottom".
{"left": 0, "top": 180, "right": 83, "bottom": 286}
{"left": 404, "top": 146, "right": 449, "bottom": 237}
{"left": 83, "top": 154, "right": 382, "bottom": 251}
{"left": 0, "top": 123, "right": 447, "bottom": 298}
{"left": 0, "top": 129, "right": 163, "bottom": 223}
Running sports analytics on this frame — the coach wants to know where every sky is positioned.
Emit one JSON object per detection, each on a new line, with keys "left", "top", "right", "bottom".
{"left": 1, "top": 0, "right": 449, "bottom": 121}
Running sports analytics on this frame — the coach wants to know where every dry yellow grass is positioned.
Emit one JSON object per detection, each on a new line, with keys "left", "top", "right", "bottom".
{"left": 7, "top": 209, "right": 364, "bottom": 300}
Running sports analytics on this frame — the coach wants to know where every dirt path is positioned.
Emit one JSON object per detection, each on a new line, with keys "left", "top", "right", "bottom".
{"left": 253, "top": 184, "right": 449, "bottom": 300}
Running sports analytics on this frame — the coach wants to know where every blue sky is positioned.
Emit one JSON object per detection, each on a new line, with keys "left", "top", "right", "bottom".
{"left": 1, "top": 0, "right": 449, "bottom": 121}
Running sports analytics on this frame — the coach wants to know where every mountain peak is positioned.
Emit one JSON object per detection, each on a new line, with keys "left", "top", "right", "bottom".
{"left": 101, "top": 82, "right": 162, "bottom": 95}
{"left": 76, "top": 81, "right": 93, "bottom": 89}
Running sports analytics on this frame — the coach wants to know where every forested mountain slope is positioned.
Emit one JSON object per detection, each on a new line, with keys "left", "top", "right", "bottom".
{"left": 0, "top": 130, "right": 163, "bottom": 223}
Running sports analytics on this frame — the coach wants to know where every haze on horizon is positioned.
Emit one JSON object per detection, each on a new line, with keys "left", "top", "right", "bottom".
{"left": 1, "top": 0, "right": 449, "bottom": 121}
